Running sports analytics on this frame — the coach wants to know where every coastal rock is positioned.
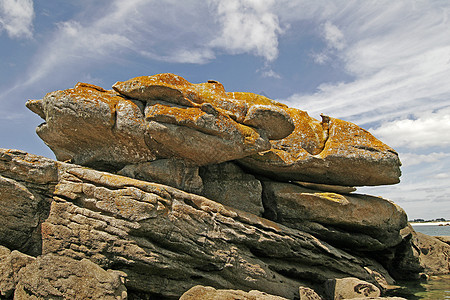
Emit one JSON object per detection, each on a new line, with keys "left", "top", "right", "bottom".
{"left": 411, "top": 230, "right": 450, "bottom": 275}
{"left": 1, "top": 71, "right": 430, "bottom": 299}
{"left": 239, "top": 113, "right": 401, "bottom": 186}
{"left": 0, "top": 174, "right": 50, "bottom": 256}
{"left": 113, "top": 73, "right": 294, "bottom": 140}
{"left": 14, "top": 253, "right": 127, "bottom": 299}
{"left": 46, "top": 165, "right": 382, "bottom": 299}
{"left": 325, "top": 277, "right": 380, "bottom": 299}
{"left": 261, "top": 180, "right": 407, "bottom": 251}
{"left": 26, "top": 83, "right": 155, "bottom": 170}
{"left": 144, "top": 102, "right": 270, "bottom": 165}
{"left": 0, "top": 246, "right": 35, "bottom": 298}
{"left": 180, "top": 285, "right": 288, "bottom": 300}
{"left": 27, "top": 80, "right": 273, "bottom": 168}
{"left": 299, "top": 286, "right": 323, "bottom": 300}
{"left": 199, "top": 162, "right": 263, "bottom": 216}
{"left": 0, "top": 148, "right": 405, "bottom": 299}
{"left": 118, "top": 158, "right": 203, "bottom": 194}
{"left": 27, "top": 73, "right": 400, "bottom": 187}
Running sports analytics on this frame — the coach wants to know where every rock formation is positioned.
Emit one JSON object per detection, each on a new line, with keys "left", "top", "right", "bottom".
{"left": 0, "top": 73, "right": 447, "bottom": 299}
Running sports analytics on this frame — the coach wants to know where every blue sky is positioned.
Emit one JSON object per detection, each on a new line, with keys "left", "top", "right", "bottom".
{"left": 1, "top": 0, "right": 449, "bottom": 220}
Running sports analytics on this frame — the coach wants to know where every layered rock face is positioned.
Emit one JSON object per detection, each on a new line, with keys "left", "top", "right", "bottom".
{"left": 0, "top": 73, "right": 446, "bottom": 299}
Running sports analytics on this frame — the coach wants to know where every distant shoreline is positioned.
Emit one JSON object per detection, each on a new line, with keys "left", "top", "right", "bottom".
{"left": 410, "top": 221, "right": 450, "bottom": 226}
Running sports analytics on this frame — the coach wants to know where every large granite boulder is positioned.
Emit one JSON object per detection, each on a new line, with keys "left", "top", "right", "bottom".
{"left": 261, "top": 180, "right": 408, "bottom": 251}
{"left": 112, "top": 73, "right": 295, "bottom": 140}
{"left": 27, "top": 73, "right": 400, "bottom": 187}
{"left": 0, "top": 246, "right": 35, "bottom": 298}
{"left": 14, "top": 253, "right": 127, "bottom": 299}
{"left": 239, "top": 113, "right": 401, "bottom": 186}
{"left": 26, "top": 81, "right": 273, "bottom": 169}
{"left": 180, "top": 285, "right": 288, "bottom": 300}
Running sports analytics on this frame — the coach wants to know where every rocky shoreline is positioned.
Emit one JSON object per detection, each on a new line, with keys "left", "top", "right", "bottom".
{"left": 1, "top": 73, "right": 449, "bottom": 299}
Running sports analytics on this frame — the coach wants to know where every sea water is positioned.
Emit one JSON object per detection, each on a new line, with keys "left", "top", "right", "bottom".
{"left": 412, "top": 223, "right": 450, "bottom": 237}
{"left": 405, "top": 224, "right": 450, "bottom": 299}
{"left": 397, "top": 275, "right": 450, "bottom": 300}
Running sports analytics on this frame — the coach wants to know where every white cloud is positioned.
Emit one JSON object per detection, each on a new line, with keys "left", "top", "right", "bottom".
{"left": 310, "top": 51, "right": 329, "bottom": 65}
{"left": 280, "top": 2, "right": 450, "bottom": 127}
{"left": 399, "top": 152, "right": 450, "bottom": 167}
{"left": 0, "top": 0, "right": 34, "bottom": 39}
{"left": 209, "top": 0, "right": 283, "bottom": 61}
{"left": 435, "top": 173, "right": 449, "bottom": 179}
{"left": 370, "top": 109, "right": 450, "bottom": 149}
{"left": 323, "top": 21, "right": 345, "bottom": 50}
{"left": 259, "top": 67, "right": 281, "bottom": 79}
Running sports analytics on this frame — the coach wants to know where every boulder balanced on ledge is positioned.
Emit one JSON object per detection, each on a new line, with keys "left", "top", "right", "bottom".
{"left": 27, "top": 73, "right": 400, "bottom": 187}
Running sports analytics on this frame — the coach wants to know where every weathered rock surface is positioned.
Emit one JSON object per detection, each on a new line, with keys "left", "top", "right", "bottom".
{"left": 0, "top": 246, "right": 35, "bottom": 298}
{"left": 27, "top": 83, "right": 155, "bottom": 170}
{"left": 0, "top": 73, "right": 437, "bottom": 299}
{"left": 113, "top": 73, "right": 294, "bottom": 140}
{"left": 261, "top": 180, "right": 407, "bottom": 251}
{"left": 0, "top": 148, "right": 419, "bottom": 299}
{"left": 27, "top": 81, "right": 272, "bottom": 169}
{"left": 299, "top": 286, "right": 323, "bottom": 300}
{"left": 28, "top": 73, "right": 400, "bottom": 187}
{"left": 0, "top": 173, "right": 51, "bottom": 256}
{"left": 118, "top": 158, "right": 203, "bottom": 194}
{"left": 180, "top": 285, "right": 288, "bottom": 300}
{"left": 239, "top": 113, "right": 401, "bottom": 186}
{"left": 410, "top": 229, "right": 450, "bottom": 275}
{"left": 199, "top": 162, "right": 263, "bottom": 216}
{"left": 14, "top": 253, "right": 127, "bottom": 299}
{"left": 325, "top": 277, "right": 381, "bottom": 299}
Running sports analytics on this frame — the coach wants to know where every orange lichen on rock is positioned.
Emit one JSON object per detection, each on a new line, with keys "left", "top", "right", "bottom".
{"left": 27, "top": 73, "right": 402, "bottom": 186}
{"left": 113, "top": 73, "right": 248, "bottom": 122}
{"left": 239, "top": 111, "right": 401, "bottom": 186}
{"left": 114, "top": 74, "right": 295, "bottom": 140}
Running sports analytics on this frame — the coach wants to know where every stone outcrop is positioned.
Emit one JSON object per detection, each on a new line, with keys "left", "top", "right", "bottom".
{"left": 238, "top": 113, "right": 401, "bottom": 186}
{"left": 0, "top": 148, "right": 422, "bottom": 299}
{"left": 27, "top": 73, "right": 400, "bottom": 186}
{"left": 409, "top": 228, "right": 450, "bottom": 275}
{"left": 0, "top": 73, "right": 441, "bottom": 299}
{"left": 261, "top": 180, "right": 407, "bottom": 251}
{"left": 325, "top": 277, "right": 381, "bottom": 299}
{"left": 180, "top": 285, "right": 288, "bottom": 300}
{"left": 15, "top": 253, "right": 127, "bottom": 300}
{"left": 0, "top": 246, "right": 35, "bottom": 298}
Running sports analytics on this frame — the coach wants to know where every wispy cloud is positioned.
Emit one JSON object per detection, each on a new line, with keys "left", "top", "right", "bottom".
{"left": 370, "top": 108, "right": 450, "bottom": 149}
{"left": 280, "top": 2, "right": 450, "bottom": 128}
{"left": 0, "top": 0, "right": 34, "bottom": 39}
{"left": 399, "top": 152, "right": 450, "bottom": 167}
{"left": 209, "top": 0, "right": 283, "bottom": 62}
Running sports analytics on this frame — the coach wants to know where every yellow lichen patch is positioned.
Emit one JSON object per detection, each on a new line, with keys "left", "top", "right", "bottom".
{"left": 307, "top": 192, "right": 350, "bottom": 205}
{"left": 51, "top": 82, "right": 136, "bottom": 126}
{"left": 319, "top": 117, "right": 398, "bottom": 159}
{"left": 146, "top": 102, "right": 265, "bottom": 145}
{"left": 236, "top": 123, "right": 263, "bottom": 146}
{"left": 270, "top": 108, "right": 327, "bottom": 156}
{"left": 146, "top": 103, "right": 208, "bottom": 124}
{"left": 227, "top": 92, "right": 288, "bottom": 108}
{"left": 114, "top": 73, "right": 248, "bottom": 122}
